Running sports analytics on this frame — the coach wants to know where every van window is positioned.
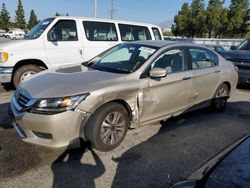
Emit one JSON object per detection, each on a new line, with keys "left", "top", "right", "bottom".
{"left": 83, "top": 21, "right": 118, "bottom": 41}
{"left": 152, "top": 27, "right": 162, "bottom": 40}
{"left": 118, "top": 24, "right": 151, "bottom": 41}
{"left": 49, "top": 20, "right": 78, "bottom": 41}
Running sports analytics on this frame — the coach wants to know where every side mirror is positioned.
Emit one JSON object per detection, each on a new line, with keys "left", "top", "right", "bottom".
{"left": 149, "top": 68, "right": 167, "bottom": 78}
{"left": 48, "top": 31, "right": 57, "bottom": 42}
{"left": 230, "top": 45, "right": 237, "bottom": 50}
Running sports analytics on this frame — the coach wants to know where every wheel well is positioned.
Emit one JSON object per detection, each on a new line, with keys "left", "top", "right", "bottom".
{"left": 223, "top": 81, "right": 231, "bottom": 92}
{"left": 108, "top": 99, "right": 133, "bottom": 121}
{"left": 12, "top": 59, "right": 48, "bottom": 80}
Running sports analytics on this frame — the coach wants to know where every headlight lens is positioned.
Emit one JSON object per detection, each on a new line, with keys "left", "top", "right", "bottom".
{"left": 0, "top": 52, "right": 9, "bottom": 62}
{"left": 31, "top": 93, "right": 89, "bottom": 114}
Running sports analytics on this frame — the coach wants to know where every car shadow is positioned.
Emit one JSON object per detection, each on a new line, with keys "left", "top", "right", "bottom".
{"left": 0, "top": 102, "right": 12, "bottom": 129}
{"left": 51, "top": 140, "right": 105, "bottom": 188}
{"left": 111, "top": 101, "right": 250, "bottom": 188}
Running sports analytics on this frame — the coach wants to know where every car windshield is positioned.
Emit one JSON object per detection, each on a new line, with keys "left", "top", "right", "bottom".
{"left": 84, "top": 43, "right": 158, "bottom": 74}
{"left": 204, "top": 137, "right": 250, "bottom": 188}
{"left": 25, "top": 18, "right": 54, "bottom": 39}
{"left": 236, "top": 39, "right": 250, "bottom": 50}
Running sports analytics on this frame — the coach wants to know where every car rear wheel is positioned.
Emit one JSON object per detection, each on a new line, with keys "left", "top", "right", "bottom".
{"left": 211, "top": 83, "right": 229, "bottom": 112}
{"left": 13, "top": 64, "right": 43, "bottom": 88}
{"left": 84, "top": 102, "right": 129, "bottom": 152}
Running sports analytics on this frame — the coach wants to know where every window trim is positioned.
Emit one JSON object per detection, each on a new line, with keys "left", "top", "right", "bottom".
{"left": 118, "top": 23, "right": 152, "bottom": 41}
{"left": 83, "top": 21, "right": 118, "bottom": 42}
{"left": 152, "top": 27, "right": 162, "bottom": 40}
{"left": 47, "top": 19, "right": 78, "bottom": 42}
{"left": 186, "top": 47, "right": 219, "bottom": 70}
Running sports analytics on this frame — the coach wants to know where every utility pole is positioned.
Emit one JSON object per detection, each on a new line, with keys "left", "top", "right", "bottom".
{"left": 110, "top": 0, "right": 114, "bottom": 19}
{"left": 94, "top": 0, "right": 97, "bottom": 18}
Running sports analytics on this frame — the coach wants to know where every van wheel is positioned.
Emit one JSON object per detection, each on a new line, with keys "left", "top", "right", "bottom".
{"left": 13, "top": 65, "right": 43, "bottom": 87}
{"left": 211, "top": 83, "right": 229, "bottom": 112}
{"left": 84, "top": 102, "right": 129, "bottom": 152}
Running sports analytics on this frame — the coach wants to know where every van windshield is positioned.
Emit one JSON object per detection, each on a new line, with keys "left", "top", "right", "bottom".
{"left": 85, "top": 43, "right": 158, "bottom": 74}
{"left": 25, "top": 18, "right": 54, "bottom": 39}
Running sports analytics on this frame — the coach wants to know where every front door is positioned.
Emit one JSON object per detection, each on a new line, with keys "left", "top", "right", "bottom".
{"left": 139, "top": 48, "right": 193, "bottom": 124}
{"left": 44, "top": 19, "right": 83, "bottom": 68}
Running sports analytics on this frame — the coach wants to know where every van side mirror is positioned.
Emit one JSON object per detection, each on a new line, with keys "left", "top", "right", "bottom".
{"left": 48, "top": 31, "right": 57, "bottom": 42}
{"left": 149, "top": 68, "right": 167, "bottom": 78}
{"left": 230, "top": 45, "right": 237, "bottom": 50}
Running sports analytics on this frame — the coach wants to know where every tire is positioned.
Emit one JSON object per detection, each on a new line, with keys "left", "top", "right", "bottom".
{"left": 210, "top": 83, "right": 229, "bottom": 112}
{"left": 84, "top": 102, "right": 129, "bottom": 152}
{"left": 13, "top": 64, "right": 43, "bottom": 88}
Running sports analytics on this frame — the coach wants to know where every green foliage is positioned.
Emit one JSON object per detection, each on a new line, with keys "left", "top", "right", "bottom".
{"left": 0, "top": 3, "right": 10, "bottom": 31}
{"left": 28, "top": 9, "right": 38, "bottom": 30}
{"left": 172, "top": 0, "right": 250, "bottom": 38}
{"left": 15, "top": 0, "right": 26, "bottom": 29}
{"left": 55, "top": 12, "right": 60, "bottom": 16}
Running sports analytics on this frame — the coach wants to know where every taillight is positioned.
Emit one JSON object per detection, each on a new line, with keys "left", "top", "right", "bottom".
{"left": 234, "top": 66, "right": 239, "bottom": 74}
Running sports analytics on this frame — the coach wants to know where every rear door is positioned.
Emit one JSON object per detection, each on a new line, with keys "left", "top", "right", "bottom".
{"left": 187, "top": 47, "right": 221, "bottom": 105}
{"left": 82, "top": 21, "right": 119, "bottom": 61}
{"left": 44, "top": 19, "right": 83, "bottom": 68}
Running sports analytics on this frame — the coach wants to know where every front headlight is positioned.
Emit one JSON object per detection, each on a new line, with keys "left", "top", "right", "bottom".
{"left": 0, "top": 52, "right": 9, "bottom": 62}
{"left": 30, "top": 93, "right": 89, "bottom": 114}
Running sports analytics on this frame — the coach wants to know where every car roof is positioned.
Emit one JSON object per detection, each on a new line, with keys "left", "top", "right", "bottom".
{"left": 127, "top": 40, "right": 204, "bottom": 48}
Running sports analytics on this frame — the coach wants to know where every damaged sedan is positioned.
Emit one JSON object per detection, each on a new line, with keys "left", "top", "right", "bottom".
{"left": 9, "top": 41, "right": 238, "bottom": 151}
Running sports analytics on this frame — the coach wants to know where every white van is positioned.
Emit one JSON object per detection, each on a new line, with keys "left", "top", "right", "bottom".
{"left": 0, "top": 16, "right": 163, "bottom": 87}
{"left": 4, "top": 29, "right": 25, "bottom": 39}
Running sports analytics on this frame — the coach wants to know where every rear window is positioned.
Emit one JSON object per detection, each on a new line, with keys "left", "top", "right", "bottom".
{"left": 152, "top": 27, "right": 162, "bottom": 40}
{"left": 118, "top": 24, "right": 151, "bottom": 41}
{"left": 83, "top": 21, "right": 118, "bottom": 41}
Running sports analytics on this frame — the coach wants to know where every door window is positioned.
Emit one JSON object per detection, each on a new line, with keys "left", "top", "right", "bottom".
{"left": 152, "top": 48, "right": 187, "bottom": 73}
{"left": 188, "top": 48, "right": 218, "bottom": 69}
{"left": 152, "top": 27, "right": 162, "bottom": 40}
{"left": 49, "top": 20, "right": 78, "bottom": 41}
{"left": 83, "top": 21, "right": 118, "bottom": 41}
{"left": 118, "top": 24, "right": 151, "bottom": 41}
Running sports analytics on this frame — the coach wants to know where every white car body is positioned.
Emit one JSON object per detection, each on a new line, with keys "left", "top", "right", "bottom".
{"left": 0, "top": 16, "right": 163, "bottom": 86}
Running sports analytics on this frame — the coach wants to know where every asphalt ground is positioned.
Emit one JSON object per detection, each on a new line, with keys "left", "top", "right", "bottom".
{"left": 0, "top": 83, "right": 250, "bottom": 188}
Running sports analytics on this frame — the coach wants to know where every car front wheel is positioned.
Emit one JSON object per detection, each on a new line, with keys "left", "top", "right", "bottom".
{"left": 84, "top": 102, "right": 129, "bottom": 152}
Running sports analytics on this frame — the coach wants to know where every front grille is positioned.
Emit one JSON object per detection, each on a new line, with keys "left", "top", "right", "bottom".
{"left": 15, "top": 89, "right": 30, "bottom": 108}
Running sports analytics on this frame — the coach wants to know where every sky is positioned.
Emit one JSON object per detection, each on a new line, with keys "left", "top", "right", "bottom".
{"left": 1, "top": 0, "right": 231, "bottom": 24}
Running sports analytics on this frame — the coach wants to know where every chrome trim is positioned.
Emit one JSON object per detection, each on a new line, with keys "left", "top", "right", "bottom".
{"left": 0, "top": 67, "right": 13, "bottom": 74}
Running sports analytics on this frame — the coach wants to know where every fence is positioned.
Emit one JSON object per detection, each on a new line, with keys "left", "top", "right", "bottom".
{"left": 193, "top": 38, "right": 244, "bottom": 49}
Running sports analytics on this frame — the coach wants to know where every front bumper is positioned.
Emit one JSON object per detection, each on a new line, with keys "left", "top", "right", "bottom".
{"left": 9, "top": 97, "right": 91, "bottom": 148}
{"left": 0, "top": 66, "right": 13, "bottom": 83}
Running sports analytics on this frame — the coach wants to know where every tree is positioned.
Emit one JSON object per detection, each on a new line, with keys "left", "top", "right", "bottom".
{"left": 28, "top": 9, "right": 38, "bottom": 29}
{"left": 55, "top": 12, "right": 60, "bottom": 16}
{"left": 172, "top": 3, "right": 192, "bottom": 37}
{"left": 15, "top": 0, "right": 26, "bottom": 29}
{"left": 227, "top": 0, "right": 249, "bottom": 38}
{"left": 206, "top": 0, "right": 225, "bottom": 38}
{"left": 190, "top": 0, "right": 207, "bottom": 37}
{"left": 0, "top": 3, "right": 10, "bottom": 31}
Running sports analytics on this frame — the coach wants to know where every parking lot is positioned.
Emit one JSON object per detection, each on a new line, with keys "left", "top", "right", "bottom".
{"left": 0, "top": 83, "right": 250, "bottom": 188}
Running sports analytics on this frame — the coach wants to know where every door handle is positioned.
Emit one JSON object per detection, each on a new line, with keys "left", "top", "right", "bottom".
{"left": 182, "top": 76, "right": 192, "bottom": 80}
{"left": 79, "top": 49, "right": 83, "bottom": 57}
{"left": 214, "top": 70, "right": 221, "bottom": 73}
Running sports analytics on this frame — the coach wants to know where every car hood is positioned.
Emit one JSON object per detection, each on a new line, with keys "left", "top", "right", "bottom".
{"left": 221, "top": 50, "right": 250, "bottom": 62}
{"left": 0, "top": 39, "right": 43, "bottom": 51}
{"left": 19, "top": 64, "right": 127, "bottom": 98}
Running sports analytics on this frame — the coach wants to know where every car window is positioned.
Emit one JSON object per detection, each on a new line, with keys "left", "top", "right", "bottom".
{"left": 152, "top": 27, "right": 162, "bottom": 40}
{"left": 188, "top": 48, "right": 218, "bottom": 69}
{"left": 87, "top": 44, "right": 157, "bottom": 74}
{"left": 49, "top": 20, "right": 78, "bottom": 41}
{"left": 152, "top": 48, "right": 187, "bottom": 73}
{"left": 83, "top": 21, "right": 118, "bottom": 41}
{"left": 237, "top": 39, "right": 250, "bottom": 50}
{"left": 118, "top": 24, "right": 151, "bottom": 41}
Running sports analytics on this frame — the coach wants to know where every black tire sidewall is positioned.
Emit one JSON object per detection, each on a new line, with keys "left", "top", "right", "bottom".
{"left": 84, "top": 103, "right": 129, "bottom": 152}
{"left": 13, "top": 65, "right": 42, "bottom": 87}
{"left": 211, "top": 84, "right": 229, "bottom": 112}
